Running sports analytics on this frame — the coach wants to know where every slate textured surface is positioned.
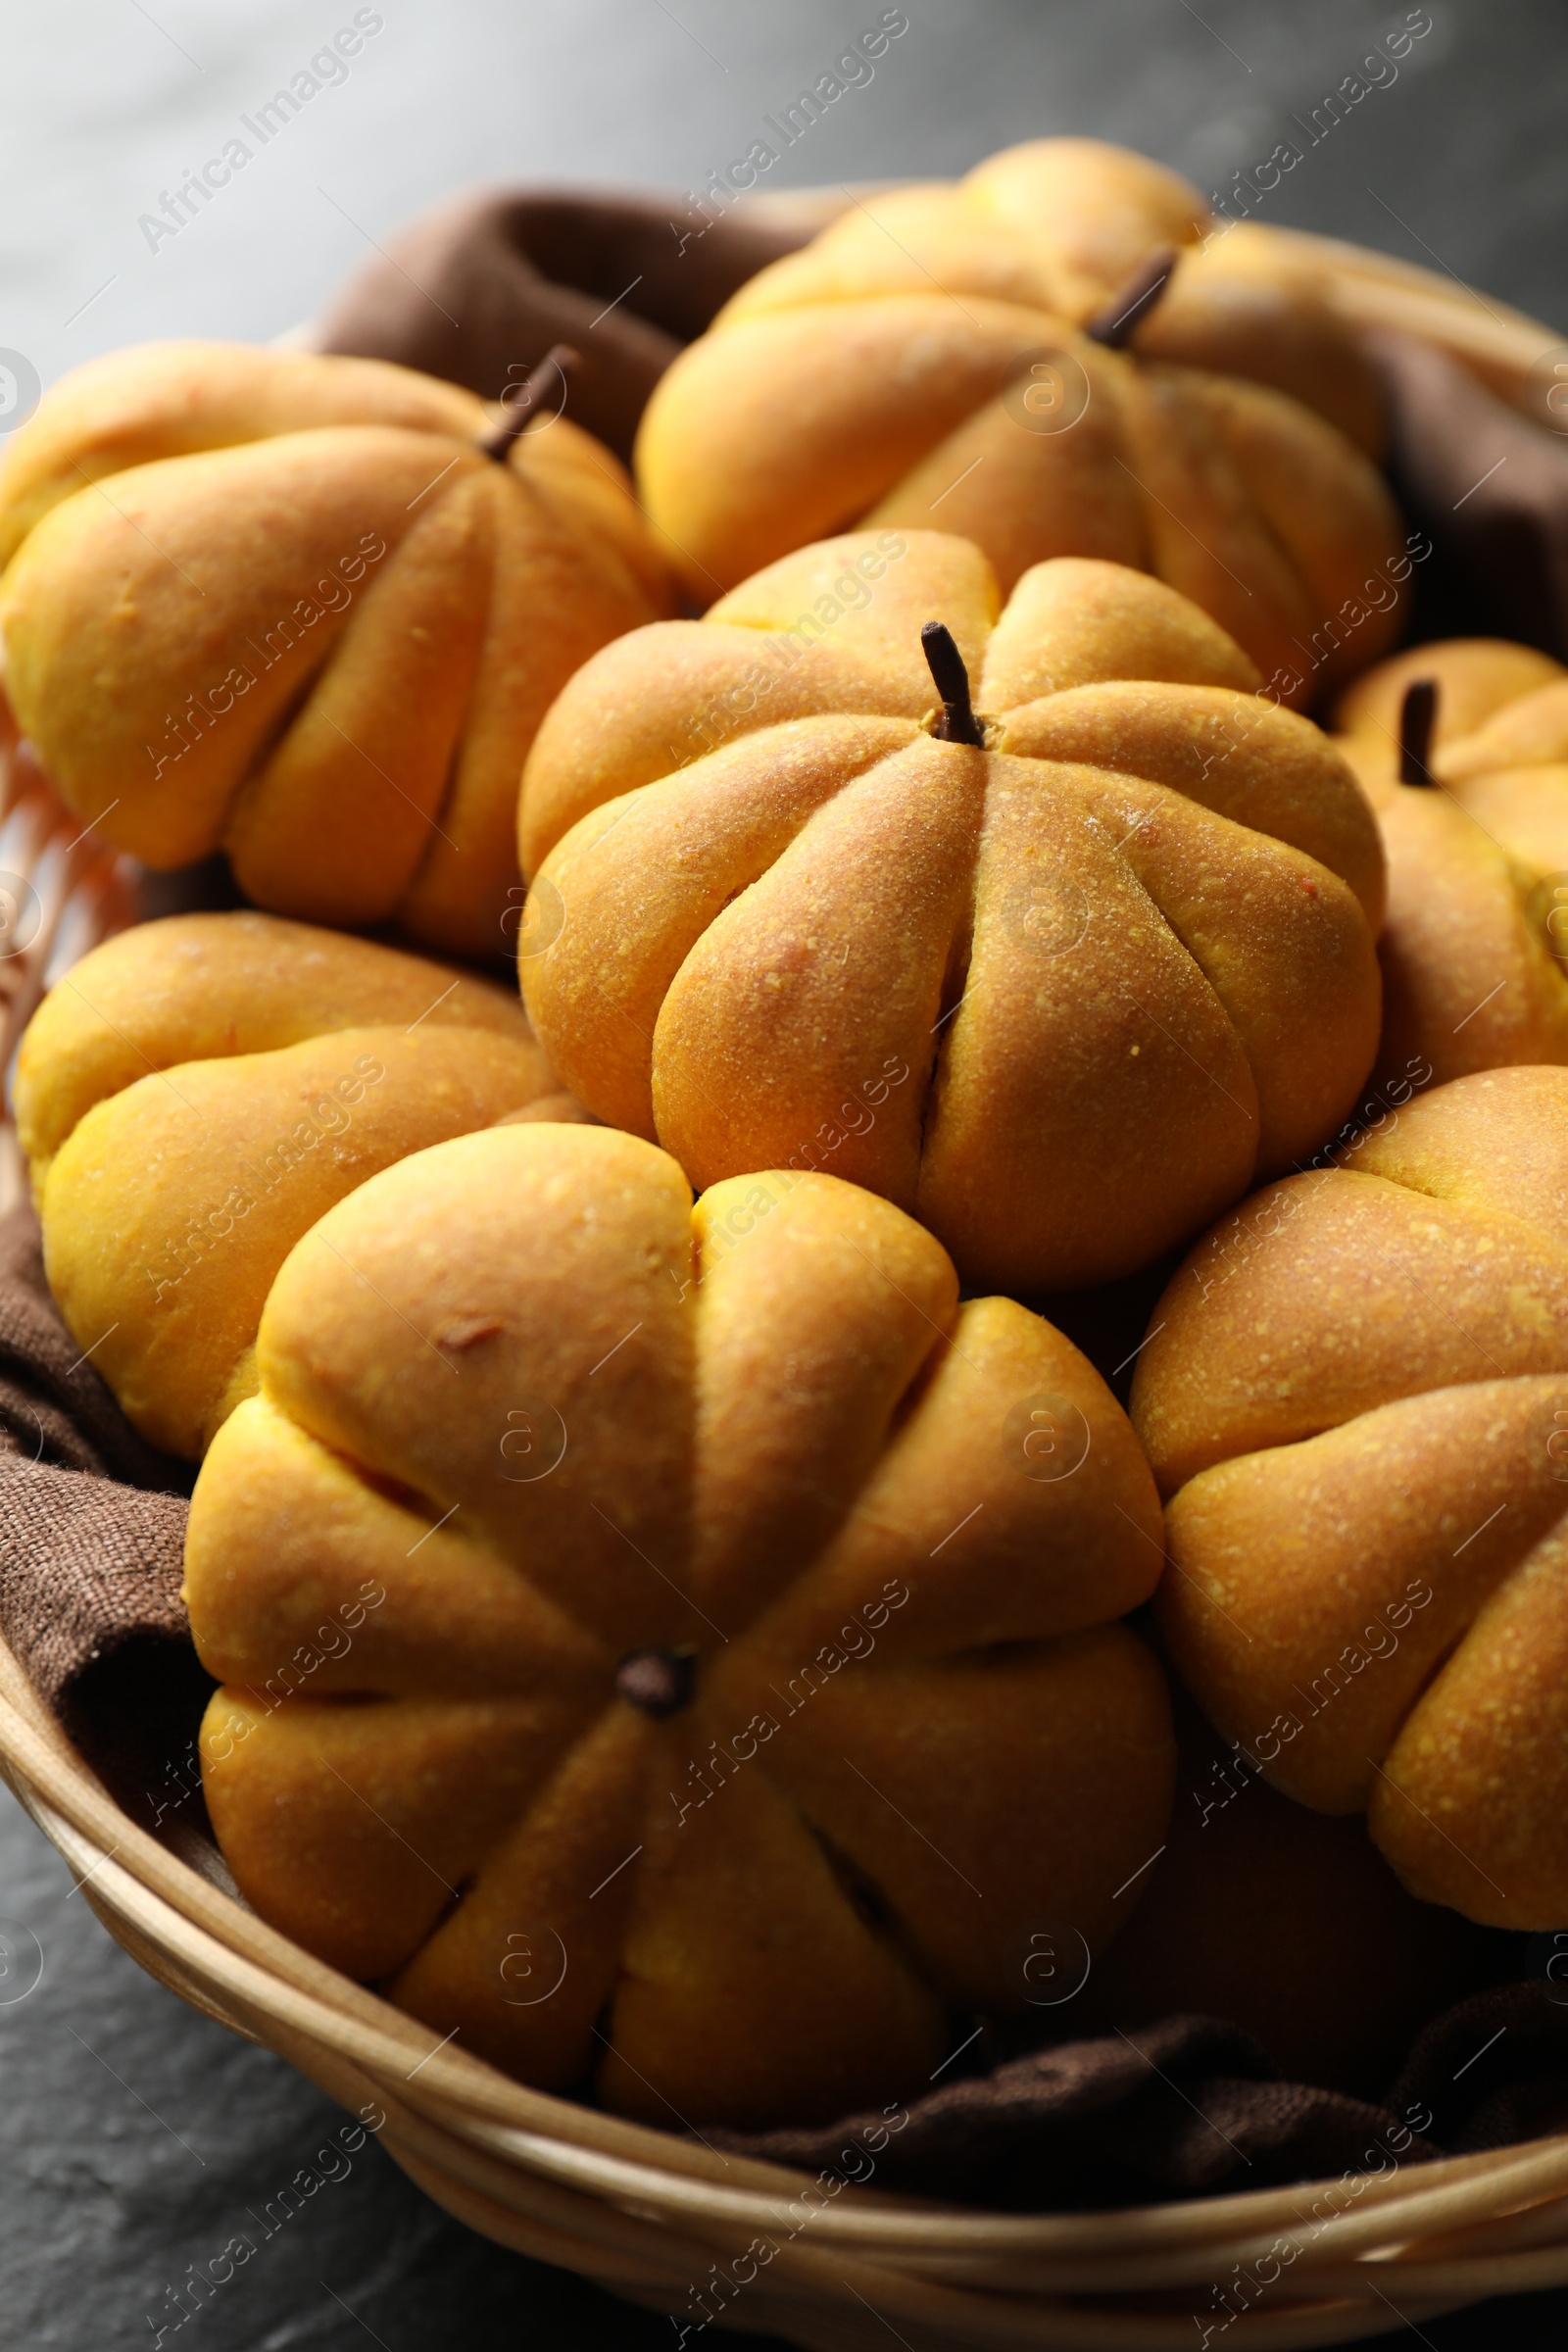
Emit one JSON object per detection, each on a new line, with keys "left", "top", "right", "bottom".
{"left": 3, "top": 1, "right": 1568, "bottom": 2343}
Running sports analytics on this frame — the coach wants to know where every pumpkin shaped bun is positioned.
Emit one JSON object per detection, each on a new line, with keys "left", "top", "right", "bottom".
{"left": 1075, "top": 1695, "right": 1490, "bottom": 2095}
{"left": 188, "top": 1122, "right": 1175, "bottom": 2128}
{"left": 0, "top": 342, "right": 676, "bottom": 958}
{"left": 1332, "top": 639, "right": 1568, "bottom": 1087}
{"left": 17, "top": 911, "right": 579, "bottom": 1457}
{"left": 636, "top": 139, "right": 1402, "bottom": 703}
{"left": 1133, "top": 1065, "right": 1568, "bottom": 1929}
{"left": 519, "top": 530, "right": 1385, "bottom": 1294}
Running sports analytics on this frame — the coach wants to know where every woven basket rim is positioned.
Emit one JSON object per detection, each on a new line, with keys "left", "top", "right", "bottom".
{"left": 5, "top": 1629, "right": 1568, "bottom": 2351}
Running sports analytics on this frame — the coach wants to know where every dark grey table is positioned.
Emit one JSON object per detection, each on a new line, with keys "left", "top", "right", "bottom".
{"left": 4, "top": 2, "right": 1568, "bottom": 2342}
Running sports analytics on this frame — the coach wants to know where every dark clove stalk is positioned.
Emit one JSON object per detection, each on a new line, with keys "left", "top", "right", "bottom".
{"left": 479, "top": 343, "right": 580, "bottom": 462}
{"left": 615, "top": 1647, "right": 697, "bottom": 1718}
{"left": 1083, "top": 245, "right": 1179, "bottom": 351}
{"left": 921, "top": 621, "right": 986, "bottom": 747}
{"left": 1398, "top": 678, "right": 1440, "bottom": 786}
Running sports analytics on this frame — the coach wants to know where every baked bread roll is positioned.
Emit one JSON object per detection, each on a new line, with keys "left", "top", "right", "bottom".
{"left": 19, "top": 911, "right": 577, "bottom": 1455}
{"left": 188, "top": 1121, "right": 1176, "bottom": 2127}
{"left": 637, "top": 138, "right": 1402, "bottom": 702}
{"left": 520, "top": 530, "right": 1384, "bottom": 1292}
{"left": 0, "top": 342, "right": 675, "bottom": 957}
{"left": 1333, "top": 639, "right": 1568, "bottom": 1087}
{"left": 1134, "top": 1065, "right": 1568, "bottom": 1927}
{"left": 1075, "top": 1694, "right": 1492, "bottom": 2092}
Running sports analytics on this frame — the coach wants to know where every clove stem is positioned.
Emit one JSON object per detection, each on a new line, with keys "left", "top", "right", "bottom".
{"left": 1398, "top": 678, "right": 1439, "bottom": 786}
{"left": 479, "top": 343, "right": 580, "bottom": 462}
{"left": 1084, "top": 246, "right": 1179, "bottom": 351}
{"left": 921, "top": 621, "right": 985, "bottom": 747}
{"left": 615, "top": 1647, "right": 696, "bottom": 1719}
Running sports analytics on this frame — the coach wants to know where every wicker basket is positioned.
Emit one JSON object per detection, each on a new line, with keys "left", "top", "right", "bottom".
{"left": 4, "top": 230, "right": 1568, "bottom": 2351}
{"left": 0, "top": 715, "right": 136, "bottom": 1217}
{"left": 3, "top": 1643, "right": 1568, "bottom": 2350}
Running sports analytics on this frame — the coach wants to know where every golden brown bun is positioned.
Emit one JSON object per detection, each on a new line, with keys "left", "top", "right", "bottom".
{"left": 1331, "top": 640, "right": 1568, "bottom": 1088}
{"left": 1127, "top": 220, "right": 1387, "bottom": 457}
{"left": 18, "top": 912, "right": 575, "bottom": 1455}
{"left": 0, "top": 342, "right": 676, "bottom": 958}
{"left": 519, "top": 531, "right": 1384, "bottom": 1294}
{"left": 636, "top": 141, "right": 1399, "bottom": 702}
{"left": 716, "top": 144, "right": 1211, "bottom": 332}
{"left": 1075, "top": 1697, "right": 1491, "bottom": 2094}
{"left": 186, "top": 1122, "right": 1175, "bottom": 2129}
{"left": 1132, "top": 1066, "right": 1568, "bottom": 1929}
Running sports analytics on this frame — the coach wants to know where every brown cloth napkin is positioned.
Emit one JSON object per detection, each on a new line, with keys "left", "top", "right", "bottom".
{"left": 315, "top": 186, "right": 812, "bottom": 464}
{"left": 0, "top": 1207, "right": 210, "bottom": 1809}
{"left": 720, "top": 1986, "right": 1568, "bottom": 2209}
{"left": 0, "top": 1208, "right": 188, "bottom": 1711}
{"left": 1368, "top": 329, "right": 1568, "bottom": 662}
